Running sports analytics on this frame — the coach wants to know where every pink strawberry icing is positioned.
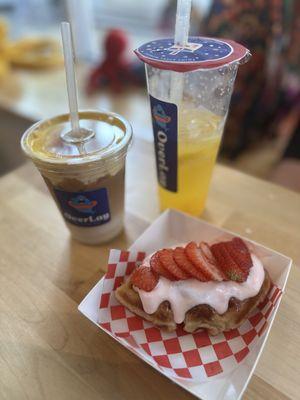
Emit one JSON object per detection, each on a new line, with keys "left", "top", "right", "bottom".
{"left": 134, "top": 253, "right": 265, "bottom": 324}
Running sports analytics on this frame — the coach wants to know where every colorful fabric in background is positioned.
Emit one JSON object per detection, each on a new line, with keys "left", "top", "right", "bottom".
{"left": 279, "top": 1, "right": 300, "bottom": 160}
{"left": 203, "top": 0, "right": 300, "bottom": 158}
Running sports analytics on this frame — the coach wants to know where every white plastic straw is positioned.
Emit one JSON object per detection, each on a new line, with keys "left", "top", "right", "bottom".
{"left": 61, "top": 21, "right": 81, "bottom": 134}
{"left": 170, "top": 0, "right": 192, "bottom": 104}
{"left": 174, "top": 0, "right": 192, "bottom": 46}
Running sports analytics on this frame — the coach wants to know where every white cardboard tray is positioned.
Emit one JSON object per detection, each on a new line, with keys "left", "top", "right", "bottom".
{"left": 78, "top": 209, "right": 292, "bottom": 400}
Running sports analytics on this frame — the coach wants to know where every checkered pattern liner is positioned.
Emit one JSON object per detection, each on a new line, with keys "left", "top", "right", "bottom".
{"left": 98, "top": 249, "right": 282, "bottom": 381}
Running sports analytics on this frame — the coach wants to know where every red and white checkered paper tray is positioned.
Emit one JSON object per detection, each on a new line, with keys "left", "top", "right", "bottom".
{"left": 79, "top": 209, "right": 292, "bottom": 400}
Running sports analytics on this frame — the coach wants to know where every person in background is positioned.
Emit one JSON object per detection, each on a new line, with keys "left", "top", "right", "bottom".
{"left": 159, "top": 0, "right": 300, "bottom": 176}
{"left": 203, "top": 0, "right": 287, "bottom": 158}
{"left": 270, "top": 0, "right": 300, "bottom": 191}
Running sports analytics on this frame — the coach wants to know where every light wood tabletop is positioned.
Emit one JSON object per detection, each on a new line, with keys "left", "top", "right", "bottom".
{"left": 0, "top": 136, "right": 300, "bottom": 400}
{"left": 0, "top": 64, "right": 153, "bottom": 142}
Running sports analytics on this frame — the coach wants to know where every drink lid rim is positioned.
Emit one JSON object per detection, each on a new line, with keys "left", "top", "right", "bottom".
{"left": 21, "top": 109, "right": 133, "bottom": 166}
{"left": 135, "top": 36, "right": 251, "bottom": 72}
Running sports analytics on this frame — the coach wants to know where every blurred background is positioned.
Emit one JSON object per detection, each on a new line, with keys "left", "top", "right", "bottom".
{"left": 0, "top": 0, "right": 299, "bottom": 191}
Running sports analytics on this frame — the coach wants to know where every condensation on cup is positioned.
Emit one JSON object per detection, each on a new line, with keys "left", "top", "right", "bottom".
{"left": 136, "top": 37, "right": 251, "bottom": 216}
{"left": 21, "top": 110, "right": 132, "bottom": 245}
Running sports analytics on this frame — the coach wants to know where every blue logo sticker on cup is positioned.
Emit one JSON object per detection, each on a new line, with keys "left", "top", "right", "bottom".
{"left": 150, "top": 95, "right": 178, "bottom": 192}
{"left": 54, "top": 187, "right": 111, "bottom": 227}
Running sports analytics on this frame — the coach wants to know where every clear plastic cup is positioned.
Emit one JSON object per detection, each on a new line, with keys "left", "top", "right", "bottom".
{"left": 136, "top": 37, "right": 250, "bottom": 215}
{"left": 21, "top": 110, "right": 132, "bottom": 245}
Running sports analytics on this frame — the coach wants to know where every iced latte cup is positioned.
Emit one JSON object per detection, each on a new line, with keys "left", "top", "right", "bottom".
{"left": 21, "top": 110, "right": 132, "bottom": 244}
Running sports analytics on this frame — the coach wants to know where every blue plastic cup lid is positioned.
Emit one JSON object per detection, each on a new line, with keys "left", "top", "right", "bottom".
{"left": 135, "top": 36, "right": 250, "bottom": 72}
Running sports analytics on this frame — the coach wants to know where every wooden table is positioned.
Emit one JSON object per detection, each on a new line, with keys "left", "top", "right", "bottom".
{"left": 1, "top": 137, "right": 300, "bottom": 400}
{"left": 0, "top": 64, "right": 153, "bottom": 142}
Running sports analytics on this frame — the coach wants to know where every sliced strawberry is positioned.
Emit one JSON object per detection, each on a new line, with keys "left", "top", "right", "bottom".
{"left": 158, "top": 249, "right": 190, "bottom": 280}
{"left": 228, "top": 238, "right": 252, "bottom": 271}
{"left": 173, "top": 246, "right": 208, "bottom": 281}
{"left": 210, "top": 242, "right": 247, "bottom": 282}
{"left": 199, "top": 242, "right": 216, "bottom": 264}
{"left": 185, "top": 242, "right": 225, "bottom": 281}
{"left": 232, "top": 237, "right": 249, "bottom": 253}
{"left": 130, "top": 266, "right": 158, "bottom": 291}
{"left": 150, "top": 252, "right": 175, "bottom": 280}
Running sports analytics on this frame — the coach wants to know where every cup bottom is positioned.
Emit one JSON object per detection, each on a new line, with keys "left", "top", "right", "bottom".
{"left": 158, "top": 186, "right": 207, "bottom": 216}
{"left": 67, "top": 213, "right": 124, "bottom": 245}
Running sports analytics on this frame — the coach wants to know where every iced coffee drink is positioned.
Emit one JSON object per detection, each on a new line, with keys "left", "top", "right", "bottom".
{"left": 21, "top": 110, "right": 132, "bottom": 244}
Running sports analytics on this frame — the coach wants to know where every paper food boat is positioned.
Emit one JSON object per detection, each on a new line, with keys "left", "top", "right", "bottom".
{"left": 78, "top": 209, "right": 292, "bottom": 400}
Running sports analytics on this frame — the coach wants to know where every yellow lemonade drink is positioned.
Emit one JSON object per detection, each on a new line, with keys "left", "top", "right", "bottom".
{"left": 158, "top": 108, "right": 222, "bottom": 215}
{"left": 136, "top": 36, "right": 250, "bottom": 216}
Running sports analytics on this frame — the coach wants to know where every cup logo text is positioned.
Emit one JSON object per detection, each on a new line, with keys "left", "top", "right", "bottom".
{"left": 54, "top": 187, "right": 111, "bottom": 227}
{"left": 150, "top": 96, "right": 178, "bottom": 192}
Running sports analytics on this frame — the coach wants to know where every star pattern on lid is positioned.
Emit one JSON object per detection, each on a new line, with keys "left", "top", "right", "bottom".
{"left": 138, "top": 38, "right": 232, "bottom": 63}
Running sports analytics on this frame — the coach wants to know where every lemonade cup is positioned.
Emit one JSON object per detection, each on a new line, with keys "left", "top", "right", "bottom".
{"left": 135, "top": 37, "right": 250, "bottom": 215}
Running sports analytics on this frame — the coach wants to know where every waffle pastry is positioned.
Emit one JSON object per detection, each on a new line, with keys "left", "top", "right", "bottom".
{"left": 115, "top": 269, "right": 270, "bottom": 335}
{"left": 115, "top": 238, "right": 271, "bottom": 335}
